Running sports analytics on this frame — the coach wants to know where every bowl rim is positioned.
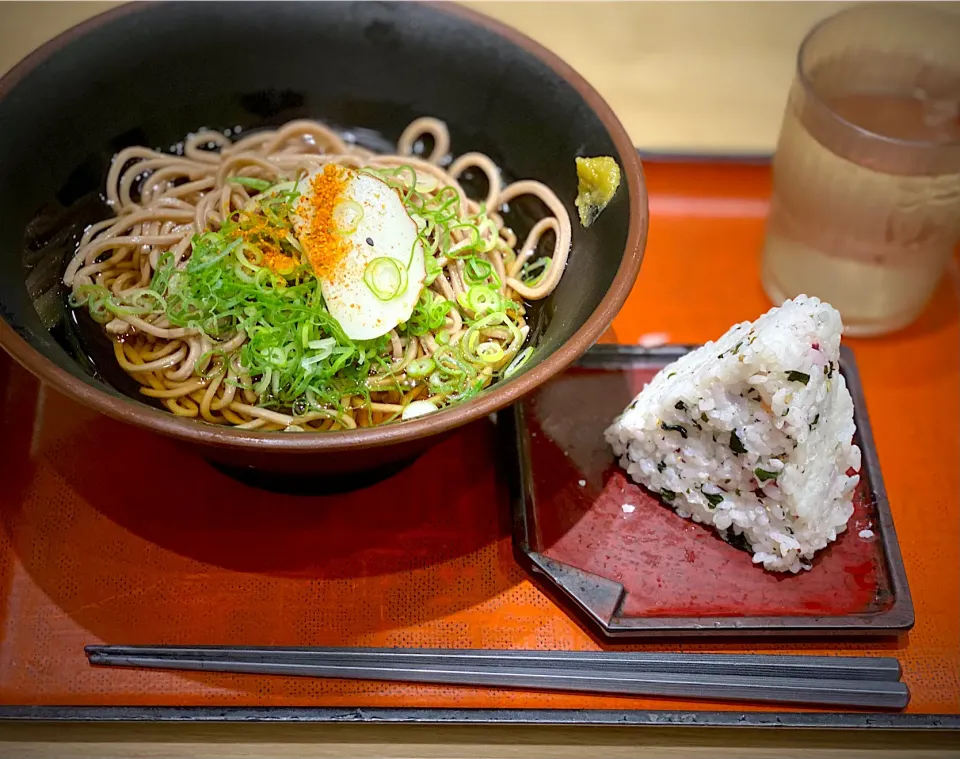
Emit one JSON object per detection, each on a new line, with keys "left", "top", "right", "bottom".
{"left": 0, "top": 0, "right": 648, "bottom": 453}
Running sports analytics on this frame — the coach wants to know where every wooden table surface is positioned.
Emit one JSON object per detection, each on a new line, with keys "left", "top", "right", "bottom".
{"left": 0, "top": 2, "right": 958, "bottom": 757}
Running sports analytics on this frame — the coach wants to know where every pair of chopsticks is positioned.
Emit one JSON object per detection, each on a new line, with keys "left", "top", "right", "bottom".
{"left": 85, "top": 645, "right": 909, "bottom": 709}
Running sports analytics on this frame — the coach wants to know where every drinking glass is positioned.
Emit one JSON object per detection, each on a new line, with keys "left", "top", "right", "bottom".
{"left": 761, "top": 3, "right": 960, "bottom": 336}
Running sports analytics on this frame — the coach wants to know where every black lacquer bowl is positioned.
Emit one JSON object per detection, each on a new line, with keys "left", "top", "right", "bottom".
{"left": 0, "top": 1, "right": 647, "bottom": 477}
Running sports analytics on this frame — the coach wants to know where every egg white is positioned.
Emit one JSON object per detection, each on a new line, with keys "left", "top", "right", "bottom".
{"left": 294, "top": 168, "right": 426, "bottom": 341}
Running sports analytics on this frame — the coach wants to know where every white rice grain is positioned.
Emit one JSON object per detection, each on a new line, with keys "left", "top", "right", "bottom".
{"left": 604, "top": 295, "right": 860, "bottom": 573}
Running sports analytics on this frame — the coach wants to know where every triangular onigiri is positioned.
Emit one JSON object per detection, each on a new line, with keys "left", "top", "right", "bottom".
{"left": 605, "top": 295, "right": 861, "bottom": 573}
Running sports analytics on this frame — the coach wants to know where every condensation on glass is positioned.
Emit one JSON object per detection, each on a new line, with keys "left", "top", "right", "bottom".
{"left": 762, "top": 4, "right": 960, "bottom": 336}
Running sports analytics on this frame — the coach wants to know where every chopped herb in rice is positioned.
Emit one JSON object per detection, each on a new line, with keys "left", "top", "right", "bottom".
{"left": 604, "top": 296, "right": 861, "bottom": 573}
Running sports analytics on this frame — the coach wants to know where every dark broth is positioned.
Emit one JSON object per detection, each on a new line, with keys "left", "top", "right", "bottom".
{"left": 24, "top": 122, "right": 556, "bottom": 414}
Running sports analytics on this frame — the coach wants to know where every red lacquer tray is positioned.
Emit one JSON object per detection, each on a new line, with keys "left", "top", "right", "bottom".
{"left": 508, "top": 344, "right": 912, "bottom": 638}
{"left": 1, "top": 156, "right": 958, "bottom": 728}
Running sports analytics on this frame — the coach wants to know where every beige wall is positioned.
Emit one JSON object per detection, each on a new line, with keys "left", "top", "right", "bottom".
{"left": 2, "top": 2, "right": 953, "bottom": 153}
{"left": 0, "top": 1, "right": 852, "bottom": 153}
{"left": 467, "top": 1, "right": 855, "bottom": 152}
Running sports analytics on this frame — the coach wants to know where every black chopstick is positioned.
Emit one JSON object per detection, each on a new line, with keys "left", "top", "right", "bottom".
{"left": 85, "top": 645, "right": 901, "bottom": 682}
{"left": 85, "top": 646, "right": 909, "bottom": 710}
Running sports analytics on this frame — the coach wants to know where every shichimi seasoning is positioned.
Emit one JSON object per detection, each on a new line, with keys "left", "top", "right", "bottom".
{"left": 297, "top": 164, "right": 352, "bottom": 280}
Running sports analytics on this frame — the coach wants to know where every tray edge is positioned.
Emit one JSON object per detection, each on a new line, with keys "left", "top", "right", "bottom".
{"left": 0, "top": 705, "right": 957, "bottom": 729}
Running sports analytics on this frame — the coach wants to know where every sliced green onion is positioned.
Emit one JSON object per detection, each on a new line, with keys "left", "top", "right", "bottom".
{"left": 70, "top": 284, "right": 113, "bottom": 323}
{"left": 108, "top": 289, "right": 167, "bottom": 316}
{"left": 333, "top": 199, "right": 363, "bottom": 234}
{"left": 521, "top": 256, "right": 551, "bottom": 286}
{"left": 191, "top": 237, "right": 241, "bottom": 273}
{"left": 406, "top": 290, "right": 452, "bottom": 336}
{"left": 475, "top": 341, "right": 505, "bottom": 364}
{"left": 266, "top": 347, "right": 288, "bottom": 366}
{"left": 423, "top": 185, "right": 459, "bottom": 215}
{"left": 464, "top": 285, "right": 501, "bottom": 315}
{"left": 475, "top": 216, "right": 499, "bottom": 253}
{"left": 414, "top": 174, "right": 438, "bottom": 193}
{"left": 300, "top": 354, "right": 328, "bottom": 370}
{"left": 434, "top": 347, "right": 477, "bottom": 378}
{"left": 307, "top": 338, "right": 336, "bottom": 351}
{"left": 460, "top": 312, "right": 523, "bottom": 367}
{"left": 366, "top": 165, "right": 418, "bottom": 201}
{"left": 256, "top": 179, "right": 299, "bottom": 197}
{"left": 422, "top": 250, "right": 442, "bottom": 287}
{"left": 464, "top": 256, "right": 494, "bottom": 284}
{"left": 150, "top": 251, "right": 177, "bottom": 294}
{"left": 503, "top": 346, "right": 534, "bottom": 378}
{"left": 299, "top": 337, "right": 336, "bottom": 371}
{"left": 254, "top": 368, "right": 272, "bottom": 395}
{"left": 445, "top": 223, "right": 482, "bottom": 257}
{"left": 406, "top": 357, "right": 436, "bottom": 379}
{"left": 228, "top": 177, "right": 273, "bottom": 192}
{"left": 363, "top": 257, "right": 408, "bottom": 301}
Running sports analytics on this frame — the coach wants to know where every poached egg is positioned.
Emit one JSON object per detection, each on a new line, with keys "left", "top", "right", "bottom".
{"left": 294, "top": 167, "right": 426, "bottom": 341}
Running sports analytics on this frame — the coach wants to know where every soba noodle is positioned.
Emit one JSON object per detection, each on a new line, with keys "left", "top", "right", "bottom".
{"left": 64, "top": 117, "right": 571, "bottom": 432}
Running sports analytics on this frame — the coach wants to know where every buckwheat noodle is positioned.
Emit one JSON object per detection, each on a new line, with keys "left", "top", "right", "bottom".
{"left": 63, "top": 117, "right": 571, "bottom": 432}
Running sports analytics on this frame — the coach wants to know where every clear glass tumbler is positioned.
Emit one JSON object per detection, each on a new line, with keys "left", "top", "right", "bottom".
{"left": 761, "top": 3, "right": 960, "bottom": 336}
